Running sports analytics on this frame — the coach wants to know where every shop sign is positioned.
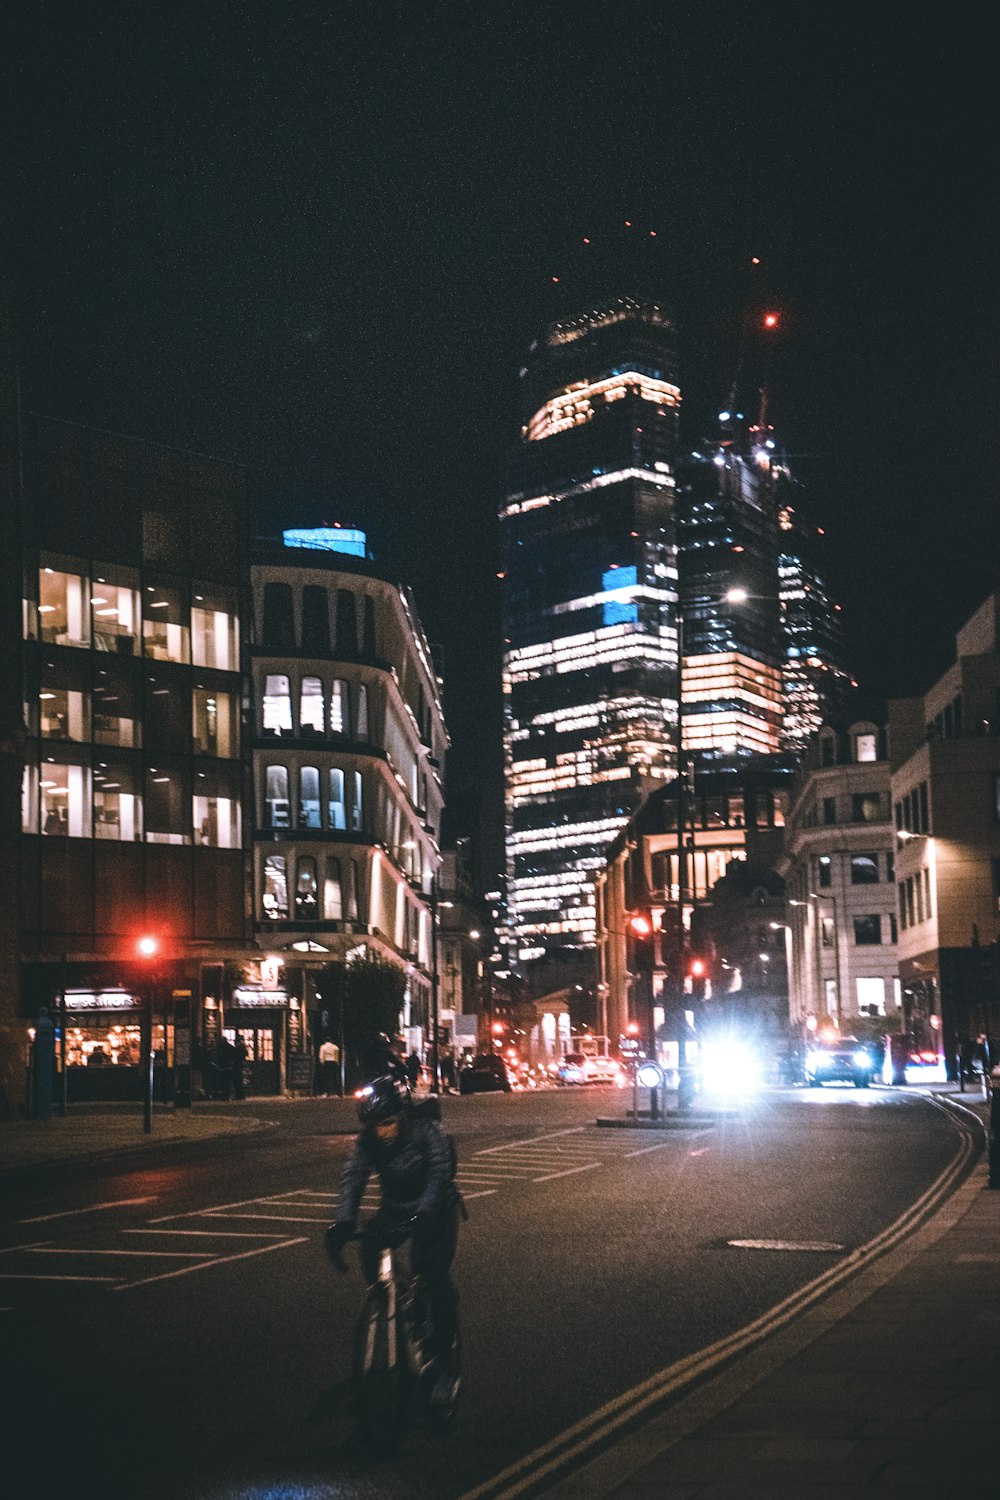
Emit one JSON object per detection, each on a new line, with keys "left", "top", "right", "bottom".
{"left": 232, "top": 987, "right": 289, "bottom": 1009}
{"left": 64, "top": 990, "right": 140, "bottom": 1011}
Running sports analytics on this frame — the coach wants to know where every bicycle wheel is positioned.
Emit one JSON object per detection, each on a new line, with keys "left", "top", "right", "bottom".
{"left": 352, "top": 1283, "right": 408, "bottom": 1450}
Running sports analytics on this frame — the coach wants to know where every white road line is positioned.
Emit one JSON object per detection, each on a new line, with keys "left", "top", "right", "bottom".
{"left": 114, "top": 1236, "right": 307, "bottom": 1291}
{"left": 0, "top": 1272, "right": 122, "bottom": 1283}
{"left": 200, "top": 1212, "right": 330, "bottom": 1223}
{"left": 122, "top": 1229, "right": 284, "bottom": 1240}
{"left": 624, "top": 1141, "right": 673, "bottom": 1158}
{"left": 0, "top": 1240, "right": 52, "bottom": 1255}
{"left": 475, "top": 1127, "right": 586, "bottom": 1154}
{"left": 532, "top": 1163, "right": 602, "bottom": 1184}
{"left": 148, "top": 1192, "right": 307, "bottom": 1223}
{"left": 20, "top": 1196, "right": 157, "bottom": 1225}
{"left": 31, "top": 1248, "right": 207, "bottom": 1259}
{"left": 459, "top": 1190, "right": 497, "bottom": 1200}
{"left": 726, "top": 1239, "right": 846, "bottom": 1253}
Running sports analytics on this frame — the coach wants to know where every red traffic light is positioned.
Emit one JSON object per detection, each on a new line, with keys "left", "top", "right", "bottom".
{"left": 491, "top": 1020, "right": 505, "bottom": 1036}
{"left": 628, "top": 913, "right": 652, "bottom": 938}
{"left": 688, "top": 957, "right": 707, "bottom": 978}
{"left": 136, "top": 935, "right": 159, "bottom": 959}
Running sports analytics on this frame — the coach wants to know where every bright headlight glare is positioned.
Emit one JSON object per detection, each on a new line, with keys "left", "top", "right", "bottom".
{"left": 853, "top": 1050, "right": 869, "bottom": 1068}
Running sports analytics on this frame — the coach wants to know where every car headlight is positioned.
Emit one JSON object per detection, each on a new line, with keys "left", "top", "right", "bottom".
{"left": 805, "top": 1051, "right": 822, "bottom": 1071}
{"left": 853, "top": 1050, "right": 870, "bottom": 1068}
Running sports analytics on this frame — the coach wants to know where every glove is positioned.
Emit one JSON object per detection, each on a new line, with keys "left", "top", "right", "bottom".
{"left": 325, "top": 1220, "right": 355, "bottom": 1266}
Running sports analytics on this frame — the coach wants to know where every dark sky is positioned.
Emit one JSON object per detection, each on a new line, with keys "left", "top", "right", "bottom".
{"left": 4, "top": 4, "right": 998, "bottom": 881}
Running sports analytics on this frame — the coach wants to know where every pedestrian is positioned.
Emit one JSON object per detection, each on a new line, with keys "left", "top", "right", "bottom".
{"left": 440, "top": 1050, "right": 457, "bottom": 1093}
{"left": 232, "top": 1034, "right": 247, "bottom": 1099}
{"left": 406, "top": 1049, "right": 422, "bottom": 1090}
{"left": 214, "top": 1037, "right": 234, "bottom": 1101}
{"left": 318, "top": 1037, "right": 340, "bottom": 1096}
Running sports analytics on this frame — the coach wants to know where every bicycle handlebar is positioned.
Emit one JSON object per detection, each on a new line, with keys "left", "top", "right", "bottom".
{"left": 327, "top": 1216, "right": 420, "bottom": 1274}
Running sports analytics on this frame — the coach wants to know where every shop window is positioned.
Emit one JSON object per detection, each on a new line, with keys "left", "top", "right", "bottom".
{"left": 300, "top": 677, "right": 325, "bottom": 737}
{"left": 191, "top": 586, "right": 239, "bottom": 671}
{"left": 853, "top": 914, "right": 882, "bottom": 945}
{"left": 350, "top": 770, "right": 364, "bottom": 832}
{"left": 330, "top": 678, "right": 349, "bottom": 736}
{"left": 262, "top": 854, "right": 289, "bottom": 920}
{"left": 301, "top": 586, "right": 330, "bottom": 654}
{"left": 357, "top": 683, "right": 369, "bottom": 740}
{"left": 40, "top": 758, "right": 91, "bottom": 837}
{"left": 94, "top": 663, "right": 138, "bottom": 748}
{"left": 336, "top": 590, "right": 358, "bottom": 657}
{"left": 194, "top": 764, "right": 241, "bottom": 847}
{"left": 817, "top": 855, "right": 832, "bottom": 888}
{"left": 295, "top": 856, "right": 318, "bottom": 920}
{"left": 94, "top": 761, "right": 142, "bottom": 841}
{"left": 323, "top": 857, "right": 343, "bottom": 919}
{"left": 38, "top": 563, "right": 90, "bottom": 647}
{"left": 851, "top": 853, "right": 880, "bottom": 885}
{"left": 91, "top": 566, "right": 140, "bottom": 655}
{"left": 262, "top": 583, "right": 295, "bottom": 651}
{"left": 262, "top": 674, "right": 292, "bottom": 736}
{"left": 264, "top": 765, "right": 290, "bottom": 828}
{"left": 142, "top": 578, "right": 190, "bottom": 663}
{"left": 346, "top": 859, "right": 360, "bottom": 921}
{"left": 852, "top": 792, "right": 881, "bottom": 823}
{"left": 193, "top": 688, "right": 237, "bottom": 757}
{"left": 145, "top": 765, "right": 190, "bottom": 844}
{"left": 328, "top": 768, "right": 346, "bottom": 830}
{"left": 39, "top": 664, "right": 90, "bottom": 742}
{"left": 298, "top": 766, "right": 321, "bottom": 829}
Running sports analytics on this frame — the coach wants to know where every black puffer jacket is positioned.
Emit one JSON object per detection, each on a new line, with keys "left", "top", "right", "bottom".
{"left": 336, "top": 1117, "right": 453, "bottom": 1222}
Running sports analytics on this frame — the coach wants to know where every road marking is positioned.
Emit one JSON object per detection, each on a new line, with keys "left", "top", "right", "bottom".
{"left": 115, "top": 1236, "right": 307, "bottom": 1290}
{"left": 200, "top": 1212, "right": 331, "bottom": 1223}
{"left": 0, "top": 1273, "right": 122, "bottom": 1283}
{"left": 726, "top": 1239, "right": 846, "bottom": 1253}
{"left": 0, "top": 1240, "right": 52, "bottom": 1255}
{"left": 955, "top": 1253, "right": 1000, "bottom": 1263}
{"left": 149, "top": 1192, "right": 305, "bottom": 1223}
{"left": 31, "top": 1247, "right": 207, "bottom": 1258}
{"left": 624, "top": 1141, "right": 672, "bottom": 1158}
{"left": 532, "top": 1163, "right": 601, "bottom": 1184}
{"left": 19, "top": 1195, "right": 157, "bottom": 1225}
{"left": 122, "top": 1229, "right": 284, "bottom": 1240}
{"left": 475, "top": 1127, "right": 587, "bottom": 1154}
{"left": 459, "top": 1190, "right": 497, "bottom": 1200}
{"left": 689, "top": 1147, "right": 711, "bottom": 1156}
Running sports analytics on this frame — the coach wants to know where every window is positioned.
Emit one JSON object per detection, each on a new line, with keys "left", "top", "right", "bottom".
{"left": 350, "top": 770, "right": 364, "bottom": 832}
{"left": 299, "top": 677, "right": 324, "bottom": 737}
{"left": 264, "top": 766, "right": 289, "bottom": 828}
{"left": 94, "top": 663, "right": 139, "bottom": 748}
{"left": 854, "top": 733, "right": 878, "bottom": 762}
{"left": 93, "top": 761, "right": 142, "bottom": 841}
{"left": 262, "top": 674, "right": 292, "bottom": 736}
{"left": 362, "top": 594, "right": 377, "bottom": 658}
{"left": 295, "top": 856, "right": 318, "bottom": 920}
{"left": 821, "top": 916, "right": 834, "bottom": 949}
{"left": 856, "top": 977, "right": 886, "bottom": 1015}
{"left": 890, "top": 913, "right": 898, "bottom": 943}
{"left": 898, "top": 881, "right": 907, "bottom": 930}
{"left": 301, "top": 586, "right": 330, "bottom": 654}
{"left": 817, "top": 855, "right": 832, "bottom": 888}
{"left": 145, "top": 765, "right": 190, "bottom": 844}
{"left": 191, "top": 586, "right": 239, "bottom": 671}
{"left": 328, "top": 768, "right": 346, "bottom": 830}
{"left": 852, "top": 793, "right": 881, "bottom": 823}
{"left": 298, "top": 766, "right": 321, "bottom": 829}
{"left": 323, "top": 857, "right": 343, "bottom": 919}
{"left": 356, "top": 683, "right": 369, "bottom": 740}
{"left": 262, "top": 854, "right": 288, "bottom": 920}
{"left": 262, "top": 583, "right": 295, "bottom": 651}
{"left": 38, "top": 563, "right": 90, "bottom": 647}
{"left": 193, "top": 689, "right": 237, "bottom": 757}
{"left": 851, "top": 854, "right": 879, "bottom": 885}
{"left": 143, "top": 578, "right": 189, "bottom": 663}
{"left": 40, "top": 758, "right": 91, "bottom": 837}
{"left": 39, "top": 662, "right": 90, "bottom": 742}
{"left": 886, "top": 848, "right": 895, "bottom": 883}
{"left": 822, "top": 797, "right": 836, "bottom": 825}
{"left": 330, "top": 679, "right": 350, "bottom": 736}
{"left": 145, "top": 668, "right": 190, "bottom": 750}
{"left": 820, "top": 735, "right": 836, "bottom": 767}
{"left": 193, "top": 764, "right": 241, "bottom": 848}
{"left": 853, "top": 914, "right": 882, "bottom": 945}
{"left": 727, "top": 794, "right": 744, "bottom": 829}
{"left": 91, "top": 565, "right": 140, "bottom": 655}
{"left": 346, "top": 859, "right": 360, "bottom": 921}
{"left": 336, "top": 590, "right": 358, "bottom": 656}
{"left": 918, "top": 782, "right": 929, "bottom": 832}
{"left": 21, "top": 758, "right": 38, "bottom": 832}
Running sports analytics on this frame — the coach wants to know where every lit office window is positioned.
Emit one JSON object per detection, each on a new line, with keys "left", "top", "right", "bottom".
{"left": 356, "top": 683, "right": 369, "bottom": 740}
{"left": 21, "top": 759, "right": 38, "bottom": 833}
{"left": 262, "top": 854, "right": 289, "bottom": 920}
{"left": 262, "top": 674, "right": 292, "bottom": 736}
{"left": 94, "top": 665, "right": 138, "bottom": 748}
{"left": 193, "top": 766, "right": 241, "bottom": 847}
{"left": 854, "top": 732, "right": 878, "bottom": 763}
{"left": 264, "top": 765, "right": 290, "bottom": 828}
{"left": 323, "top": 857, "right": 343, "bottom": 919}
{"left": 295, "top": 856, "right": 319, "bottom": 920}
{"left": 145, "top": 767, "right": 190, "bottom": 844}
{"left": 40, "top": 760, "right": 91, "bottom": 837}
{"left": 346, "top": 858, "right": 360, "bottom": 921}
{"left": 350, "top": 770, "right": 364, "bottom": 832}
{"left": 39, "top": 671, "right": 90, "bottom": 742}
{"left": 193, "top": 689, "right": 237, "bottom": 757}
{"left": 300, "top": 677, "right": 325, "bottom": 737}
{"left": 328, "top": 768, "right": 346, "bottom": 830}
{"left": 91, "top": 566, "right": 140, "bottom": 655}
{"left": 191, "top": 586, "right": 239, "bottom": 671}
{"left": 38, "top": 563, "right": 90, "bottom": 647}
{"left": 94, "top": 763, "right": 142, "bottom": 841}
{"left": 143, "top": 579, "right": 189, "bottom": 663}
{"left": 330, "top": 679, "right": 349, "bottom": 736}
{"left": 299, "top": 766, "right": 321, "bottom": 829}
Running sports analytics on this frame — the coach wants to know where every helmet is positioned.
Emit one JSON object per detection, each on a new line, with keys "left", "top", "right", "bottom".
{"left": 357, "top": 1073, "right": 410, "bottom": 1125}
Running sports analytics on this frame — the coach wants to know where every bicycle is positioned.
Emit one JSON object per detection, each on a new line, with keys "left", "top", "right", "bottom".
{"left": 331, "top": 1218, "right": 461, "bottom": 1450}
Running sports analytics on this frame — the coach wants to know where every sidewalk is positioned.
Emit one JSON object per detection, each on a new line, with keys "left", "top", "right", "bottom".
{"left": 539, "top": 1084, "right": 999, "bottom": 1498}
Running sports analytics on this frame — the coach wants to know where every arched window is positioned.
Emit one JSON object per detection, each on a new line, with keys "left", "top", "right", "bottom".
{"left": 264, "top": 765, "right": 290, "bottom": 828}
{"left": 295, "top": 856, "right": 318, "bottom": 920}
{"left": 300, "top": 677, "right": 324, "bottom": 737}
{"left": 362, "top": 594, "right": 377, "bottom": 658}
{"left": 356, "top": 683, "right": 369, "bottom": 740}
{"left": 350, "top": 770, "right": 364, "bottom": 832}
{"left": 328, "top": 768, "right": 346, "bottom": 830}
{"left": 336, "top": 590, "right": 358, "bottom": 657}
{"left": 330, "top": 679, "right": 350, "bottom": 736}
{"left": 262, "top": 583, "right": 295, "bottom": 651}
{"left": 262, "top": 675, "right": 292, "bottom": 736}
{"left": 301, "top": 585, "right": 330, "bottom": 654}
{"left": 262, "top": 855, "right": 288, "bottom": 920}
{"left": 323, "top": 857, "right": 343, "bottom": 920}
{"left": 298, "top": 766, "right": 321, "bottom": 829}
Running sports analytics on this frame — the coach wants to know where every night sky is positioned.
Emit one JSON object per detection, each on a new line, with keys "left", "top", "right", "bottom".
{"left": 4, "top": 5, "right": 998, "bottom": 882}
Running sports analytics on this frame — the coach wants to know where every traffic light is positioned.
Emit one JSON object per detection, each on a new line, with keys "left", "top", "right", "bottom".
{"left": 687, "top": 956, "right": 708, "bottom": 1000}
{"left": 136, "top": 935, "right": 159, "bottom": 959}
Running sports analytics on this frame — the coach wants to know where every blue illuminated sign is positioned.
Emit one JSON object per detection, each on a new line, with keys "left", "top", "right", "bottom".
{"left": 602, "top": 565, "right": 638, "bottom": 625}
{"left": 282, "top": 527, "right": 367, "bottom": 558}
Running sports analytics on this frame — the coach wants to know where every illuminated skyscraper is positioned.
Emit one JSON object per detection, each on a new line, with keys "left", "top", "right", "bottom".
{"left": 501, "top": 295, "right": 682, "bottom": 954}
{"left": 775, "top": 485, "right": 851, "bottom": 751}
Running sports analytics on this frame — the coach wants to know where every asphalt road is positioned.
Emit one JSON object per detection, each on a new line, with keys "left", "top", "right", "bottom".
{"left": 0, "top": 1084, "right": 965, "bottom": 1500}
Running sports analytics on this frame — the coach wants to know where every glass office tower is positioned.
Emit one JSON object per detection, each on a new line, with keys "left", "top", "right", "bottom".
{"left": 501, "top": 296, "right": 681, "bottom": 954}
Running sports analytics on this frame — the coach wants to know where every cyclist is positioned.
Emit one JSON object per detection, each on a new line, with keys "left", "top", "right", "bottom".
{"left": 326, "top": 1073, "right": 461, "bottom": 1407}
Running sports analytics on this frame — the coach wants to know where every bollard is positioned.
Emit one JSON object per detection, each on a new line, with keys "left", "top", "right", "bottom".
{"left": 989, "top": 1075, "right": 1000, "bottom": 1188}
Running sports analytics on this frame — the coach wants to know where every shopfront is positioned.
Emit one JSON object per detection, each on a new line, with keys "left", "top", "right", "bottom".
{"left": 61, "top": 987, "right": 149, "bottom": 1102}
{"left": 225, "top": 985, "right": 292, "bottom": 1094}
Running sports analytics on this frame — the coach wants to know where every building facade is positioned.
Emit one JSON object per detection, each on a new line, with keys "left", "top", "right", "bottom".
{"left": 501, "top": 295, "right": 682, "bottom": 957}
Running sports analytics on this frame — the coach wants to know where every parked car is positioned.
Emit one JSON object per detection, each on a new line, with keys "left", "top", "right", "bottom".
{"left": 458, "top": 1052, "right": 514, "bottom": 1094}
{"left": 804, "top": 1035, "right": 878, "bottom": 1089}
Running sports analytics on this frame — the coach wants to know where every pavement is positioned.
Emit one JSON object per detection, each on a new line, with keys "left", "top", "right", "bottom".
{"left": 2, "top": 1084, "right": 998, "bottom": 1496}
